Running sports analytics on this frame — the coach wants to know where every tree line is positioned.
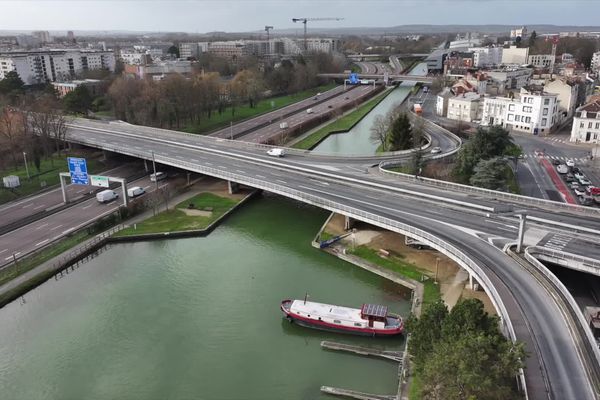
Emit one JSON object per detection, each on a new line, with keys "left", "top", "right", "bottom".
{"left": 0, "top": 72, "right": 69, "bottom": 172}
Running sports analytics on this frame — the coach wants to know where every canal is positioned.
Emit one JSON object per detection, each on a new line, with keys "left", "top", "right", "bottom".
{"left": 312, "top": 62, "right": 429, "bottom": 156}
{"left": 0, "top": 195, "right": 411, "bottom": 400}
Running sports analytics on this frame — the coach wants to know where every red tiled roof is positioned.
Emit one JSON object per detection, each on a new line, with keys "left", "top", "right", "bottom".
{"left": 580, "top": 100, "right": 600, "bottom": 113}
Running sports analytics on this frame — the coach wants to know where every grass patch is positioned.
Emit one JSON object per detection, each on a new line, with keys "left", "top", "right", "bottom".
{"left": 0, "top": 154, "right": 103, "bottom": 205}
{"left": 349, "top": 245, "right": 441, "bottom": 306}
{"left": 408, "top": 372, "right": 423, "bottom": 400}
{"left": 116, "top": 192, "right": 239, "bottom": 236}
{"left": 0, "top": 230, "right": 91, "bottom": 287}
{"left": 292, "top": 88, "right": 393, "bottom": 150}
{"left": 319, "top": 231, "right": 336, "bottom": 242}
{"left": 183, "top": 83, "right": 336, "bottom": 135}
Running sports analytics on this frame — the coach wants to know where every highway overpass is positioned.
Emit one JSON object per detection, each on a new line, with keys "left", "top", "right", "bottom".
{"left": 317, "top": 73, "right": 435, "bottom": 83}
{"left": 62, "top": 117, "right": 600, "bottom": 400}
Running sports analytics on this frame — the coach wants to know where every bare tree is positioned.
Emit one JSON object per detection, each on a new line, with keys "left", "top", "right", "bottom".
{"left": 370, "top": 114, "right": 389, "bottom": 151}
{"left": 49, "top": 111, "right": 69, "bottom": 156}
{"left": 0, "top": 106, "right": 25, "bottom": 169}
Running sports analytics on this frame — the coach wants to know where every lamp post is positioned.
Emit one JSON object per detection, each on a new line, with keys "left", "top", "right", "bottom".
{"left": 230, "top": 121, "right": 233, "bottom": 140}
{"left": 22, "top": 152, "right": 30, "bottom": 179}
{"left": 151, "top": 150, "right": 158, "bottom": 191}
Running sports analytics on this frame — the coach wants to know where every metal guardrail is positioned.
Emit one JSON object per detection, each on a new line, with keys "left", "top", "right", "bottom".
{"left": 528, "top": 246, "right": 600, "bottom": 276}
{"left": 46, "top": 224, "right": 125, "bottom": 271}
{"left": 379, "top": 161, "right": 600, "bottom": 217}
{"left": 525, "top": 247, "right": 600, "bottom": 395}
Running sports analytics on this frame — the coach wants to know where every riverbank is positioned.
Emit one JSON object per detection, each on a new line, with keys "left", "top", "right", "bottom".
{"left": 317, "top": 214, "right": 496, "bottom": 314}
{"left": 0, "top": 178, "right": 254, "bottom": 307}
{"left": 291, "top": 87, "right": 395, "bottom": 150}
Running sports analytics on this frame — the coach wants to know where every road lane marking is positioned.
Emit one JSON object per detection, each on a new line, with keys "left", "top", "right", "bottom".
{"left": 35, "top": 223, "right": 50, "bottom": 230}
{"left": 35, "top": 239, "right": 49, "bottom": 247}
{"left": 276, "top": 179, "right": 287, "bottom": 184}
{"left": 33, "top": 204, "right": 45, "bottom": 210}
{"left": 205, "top": 162, "right": 213, "bottom": 166}
{"left": 218, "top": 166, "right": 227, "bottom": 169}
{"left": 50, "top": 224, "right": 64, "bottom": 231}
{"left": 256, "top": 174, "right": 266, "bottom": 179}
{"left": 22, "top": 203, "right": 32, "bottom": 208}
{"left": 82, "top": 204, "right": 93, "bottom": 210}
{"left": 63, "top": 228, "right": 75, "bottom": 234}
{"left": 236, "top": 169, "right": 246, "bottom": 174}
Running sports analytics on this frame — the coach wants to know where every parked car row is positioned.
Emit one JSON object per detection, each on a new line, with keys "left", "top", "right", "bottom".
{"left": 557, "top": 162, "right": 600, "bottom": 206}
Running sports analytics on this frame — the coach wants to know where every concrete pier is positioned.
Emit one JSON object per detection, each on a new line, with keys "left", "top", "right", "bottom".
{"left": 320, "top": 386, "right": 396, "bottom": 400}
{"left": 321, "top": 341, "right": 403, "bottom": 363}
{"left": 227, "top": 181, "right": 240, "bottom": 194}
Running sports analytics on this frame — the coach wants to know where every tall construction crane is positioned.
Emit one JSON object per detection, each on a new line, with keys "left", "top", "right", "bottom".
{"left": 265, "top": 26, "right": 273, "bottom": 54}
{"left": 292, "top": 17, "right": 344, "bottom": 51}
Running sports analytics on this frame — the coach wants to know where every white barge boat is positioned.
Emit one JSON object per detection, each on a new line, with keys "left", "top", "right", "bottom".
{"left": 280, "top": 299, "right": 403, "bottom": 337}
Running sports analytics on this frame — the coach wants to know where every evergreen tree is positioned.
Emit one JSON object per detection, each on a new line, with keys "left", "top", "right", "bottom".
{"left": 63, "top": 86, "right": 93, "bottom": 114}
{"left": 388, "top": 112, "right": 413, "bottom": 151}
{"left": 528, "top": 30, "right": 537, "bottom": 48}
{"left": 0, "top": 71, "right": 25, "bottom": 94}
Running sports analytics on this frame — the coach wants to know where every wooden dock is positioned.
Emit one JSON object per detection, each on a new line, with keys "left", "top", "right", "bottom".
{"left": 321, "top": 341, "right": 403, "bottom": 363}
{"left": 321, "top": 386, "right": 397, "bottom": 400}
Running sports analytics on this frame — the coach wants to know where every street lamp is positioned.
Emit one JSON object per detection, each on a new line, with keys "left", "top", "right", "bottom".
{"left": 22, "top": 152, "right": 30, "bottom": 179}
{"left": 151, "top": 150, "right": 158, "bottom": 191}
{"left": 230, "top": 121, "right": 233, "bottom": 140}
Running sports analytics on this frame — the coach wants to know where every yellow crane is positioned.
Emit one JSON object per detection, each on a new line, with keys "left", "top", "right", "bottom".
{"left": 292, "top": 17, "right": 344, "bottom": 51}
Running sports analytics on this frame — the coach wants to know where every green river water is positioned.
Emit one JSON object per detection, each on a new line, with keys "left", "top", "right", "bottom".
{"left": 0, "top": 195, "right": 411, "bottom": 400}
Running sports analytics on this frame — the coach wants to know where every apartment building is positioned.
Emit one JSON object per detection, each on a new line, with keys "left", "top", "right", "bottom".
{"left": 179, "top": 42, "right": 202, "bottom": 59}
{"left": 0, "top": 49, "right": 115, "bottom": 85}
{"left": 208, "top": 41, "right": 245, "bottom": 59}
{"left": 482, "top": 87, "right": 560, "bottom": 134}
{"left": 486, "top": 67, "right": 532, "bottom": 95}
{"left": 544, "top": 78, "right": 579, "bottom": 118}
{"left": 469, "top": 46, "right": 502, "bottom": 67}
{"left": 528, "top": 54, "right": 554, "bottom": 68}
{"left": 571, "top": 100, "right": 600, "bottom": 143}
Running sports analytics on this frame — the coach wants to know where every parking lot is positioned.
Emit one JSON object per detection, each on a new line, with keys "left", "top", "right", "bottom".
{"left": 550, "top": 154, "right": 600, "bottom": 206}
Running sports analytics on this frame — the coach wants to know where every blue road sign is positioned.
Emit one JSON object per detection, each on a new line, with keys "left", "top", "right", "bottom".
{"left": 67, "top": 157, "right": 89, "bottom": 185}
{"left": 349, "top": 73, "right": 359, "bottom": 85}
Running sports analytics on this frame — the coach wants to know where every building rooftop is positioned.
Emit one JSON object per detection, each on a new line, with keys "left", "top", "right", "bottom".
{"left": 578, "top": 99, "right": 600, "bottom": 113}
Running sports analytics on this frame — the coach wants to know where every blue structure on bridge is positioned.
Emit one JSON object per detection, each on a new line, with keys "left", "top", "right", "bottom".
{"left": 348, "top": 73, "right": 359, "bottom": 85}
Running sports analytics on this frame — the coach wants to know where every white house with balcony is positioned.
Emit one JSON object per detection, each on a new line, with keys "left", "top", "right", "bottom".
{"left": 481, "top": 87, "right": 560, "bottom": 134}
{"left": 571, "top": 100, "right": 600, "bottom": 143}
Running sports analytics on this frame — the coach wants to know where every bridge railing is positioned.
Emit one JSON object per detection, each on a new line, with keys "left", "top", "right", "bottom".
{"left": 525, "top": 247, "right": 600, "bottom": 394}
{"left": 378, "top": 161, "right": 600, "bottom": 217}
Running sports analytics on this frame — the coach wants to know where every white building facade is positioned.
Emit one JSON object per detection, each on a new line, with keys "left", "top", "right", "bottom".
{"left": 570, "top": 100, "right": 600, "bottom": 143}
{"left": 501, "top": 45, "right": 529, "bottom": 65}
{"left": 447, "top": 92, "right": 482, "bottom": 123}
{"left": 481, "top": 87, "right": 560, "bottom": 134}
{"left": 469, "top": 47, "right": 503, "bottom": 67}
{"left": 528, "top": 54, "right": 554, "bottom": 68}
{"left": 591, "top": 51, "right": 600, "bottom": 72}
{"left": 0, "top": 50, "right": 115, "bottom": 85}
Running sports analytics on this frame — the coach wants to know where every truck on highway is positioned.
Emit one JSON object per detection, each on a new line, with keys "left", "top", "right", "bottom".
{"left": 414, "top": 104, "right": 423, "bottom": 116}
{"left": 279, "top": 122, "right": 289, "bottom": 129}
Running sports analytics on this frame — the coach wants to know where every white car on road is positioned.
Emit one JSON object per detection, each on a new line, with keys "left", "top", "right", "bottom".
{"left": 556, "top": 164, "right": 568, "bottom": 174}
{"left": 430, "top": 146, "right": 442, "bottom": 154}
{"left": 566, "top": 159, "right": 575, "bottom": 167}
{"left": 267, "top": 148, "right": 285, "bottom": 157}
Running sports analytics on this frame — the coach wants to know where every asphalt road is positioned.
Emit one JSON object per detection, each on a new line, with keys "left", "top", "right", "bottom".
{"left": 0, "top": 164, "right": 141, "bottom": 231}
{"left": 0, "top": 172, "right": 165, "bottom": 266}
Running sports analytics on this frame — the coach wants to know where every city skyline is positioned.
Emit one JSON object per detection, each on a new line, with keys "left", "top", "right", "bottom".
{"left": 1, "top": 0, "right": 599, "bottom": 33}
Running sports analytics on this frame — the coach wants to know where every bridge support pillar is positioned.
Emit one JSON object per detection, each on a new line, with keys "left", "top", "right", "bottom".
{"left": 228, "top": 181, "right": 240, "bottom": 195}
{"left": 344, "top": 216, "right": 355, "bottom": 231}
{"left": 144, "top": 159, "right": 149, "bottom": 173}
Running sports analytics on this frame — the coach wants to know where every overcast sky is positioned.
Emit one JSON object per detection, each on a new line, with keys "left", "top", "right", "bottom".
{"left": 0, "top": 0, "right": 597, "bottom": 33}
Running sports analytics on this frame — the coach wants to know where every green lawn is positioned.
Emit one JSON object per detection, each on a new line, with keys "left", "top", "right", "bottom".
{"left": 116, "top": 192, "right": 240, "bottom": 236}
{"left": 0, "top": 154, "right": 103, "bottom": 205}
{"left": 183, "top": 83, "right": 337, "bottom": 135}
{"left": 292, "top": 88, "right": 392, "bottom": 150}
{"left": 349, "top": 245, "right": 441, "bottom": 306}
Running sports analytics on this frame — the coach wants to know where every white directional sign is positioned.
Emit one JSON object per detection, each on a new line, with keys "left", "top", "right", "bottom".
{"left": 90, "top": 175, "right": 109, "bottom": 188}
